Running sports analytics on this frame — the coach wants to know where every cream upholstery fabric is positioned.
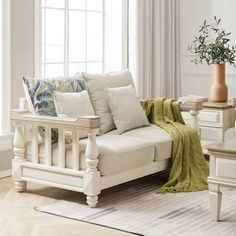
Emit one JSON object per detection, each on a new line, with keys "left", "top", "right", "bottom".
{"left": 107, "top": 85, "right": 149, "bottom": 134}
{"left": 54, "top": 91, "right": 95, "bottom": 118}
{"left": 81, "top": 135, "right": 155, "bottom": 176}
{"left": 26, "top": 135, "right": 155, "bottom": 176}
{"left": 82, "top": 69, "right": 134, "bottom": 134}
{"left": 53, "top": 91, "right": 95, "bottom": 139}
{"left": 107, "top": 124, "right": 172, "bottom": 161}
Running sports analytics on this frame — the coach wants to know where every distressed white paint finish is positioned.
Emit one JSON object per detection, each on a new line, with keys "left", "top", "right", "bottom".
{"left": 84, "top": 128, "right": 100, "bottom": 208}
{"left": 208, "top": 142, "right": 236, "bottom": 221}
{"left": 13, "top": 124, "right": 25, "bottom": 160}
{"left": 209, "top": 183, "right": 222, "bottom": 221}
{"left": 85, "top": 129, "right": 99, "bottom": 173}
{"left": 182, "top": 104, "right": 236, "bottom": 144}
{"left": 45, "top": 126, "right": 52, "bottom": 166}
{"left": 32, "top": 125, "right": 39, "bottom": 164}
{"left": 189, "top": 109, "right": 200, "bottom": 133}
{"left": 12, "top": 123, "right": 27, "bottom": 192}
{"left": 10, "top": 99, "right": 201, "bottom": 207}
{"left": 58, "top": 128, "right": 65, "bottom": 168}
{"left": 11, "top": 109, "right": 102, "bottom": 207}
{"left": 72, "top": 129, "right": 79, "bottom": 170}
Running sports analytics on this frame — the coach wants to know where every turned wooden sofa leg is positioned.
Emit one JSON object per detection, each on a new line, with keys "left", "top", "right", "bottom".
{"left": 15, "top": 181, "right": 27, "bottom": 192}
{"left": 84, "top": 129, "right": 101, "bottom": 208}
{"left": 86, "top": 195, "right": 98, "bottom": 208}
{"left": 12, "top": 123, "right": 26, "bottom": 193}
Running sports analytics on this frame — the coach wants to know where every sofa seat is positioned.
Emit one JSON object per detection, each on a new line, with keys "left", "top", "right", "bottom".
{"left": 25, "top": 135, "right": 155, "bottom": 176}
{"left": 107, "top": 124, "right": 172, "bottom": 161}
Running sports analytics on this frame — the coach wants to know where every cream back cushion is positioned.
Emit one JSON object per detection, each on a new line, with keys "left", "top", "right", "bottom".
{"left": 82, "top": 69, "right": 134, "bottom": 133}
{"left": 107, "top": 85, "right": 150, "bottom": 134}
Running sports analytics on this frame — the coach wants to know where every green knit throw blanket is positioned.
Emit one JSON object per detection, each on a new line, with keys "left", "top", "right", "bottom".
{"left": 141, "top": 98, "right": 209, "bottom": 193}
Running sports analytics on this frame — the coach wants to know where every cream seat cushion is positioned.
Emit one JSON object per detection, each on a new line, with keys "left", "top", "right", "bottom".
{"left": 107, "top": 124, "right": 172, "bottom": 161}
{"left": 26, "top": 135, "right": 155, "bottom": 176}
{"left": 82, "top": 69, "right": 134, "bottom": 134}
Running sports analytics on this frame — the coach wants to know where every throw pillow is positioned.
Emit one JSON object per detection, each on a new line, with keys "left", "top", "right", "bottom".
{"left": 54, "top": 91, "right": 95, "bottom": 140}
{"left": 107, "top": 85, "right": 150, "bottom": 134}
{"left": 22, "top": 76, "right": 86, "bottom": 116}
{"left": 82, "top": 69, "right": 134, "bottom": 133}
{"left": 54, "top": 91, "right": 95, "bottom": 118}
{"left": 22, "top": 76, "right": 86, "bottom": 143}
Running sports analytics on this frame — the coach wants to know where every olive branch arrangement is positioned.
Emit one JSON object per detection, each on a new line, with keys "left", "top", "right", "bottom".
{"left": 188, "top": 16, "right": 236, "bottom": 66}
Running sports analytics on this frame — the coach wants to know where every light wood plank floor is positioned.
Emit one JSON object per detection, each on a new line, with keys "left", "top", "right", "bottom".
{"left": 0, "top": 177, "right": 133, "bottom": 236}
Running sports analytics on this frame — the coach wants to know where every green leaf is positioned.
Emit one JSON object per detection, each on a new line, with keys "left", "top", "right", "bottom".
{"left": 188, "top": 17, "right": 236, "bottom": 66}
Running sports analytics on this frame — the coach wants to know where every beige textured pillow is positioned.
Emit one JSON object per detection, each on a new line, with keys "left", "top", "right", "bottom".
{"left": 54, "top": 91, "right": 95, "bottom": 139}
{"left": 107, "top": 85, "right": 150, "bottom": 134}
{"left": 54, "top": 91, "right": 95, "bottom": 118}
{"left": 82, "top": 69, "right": 134, "bottom": 133}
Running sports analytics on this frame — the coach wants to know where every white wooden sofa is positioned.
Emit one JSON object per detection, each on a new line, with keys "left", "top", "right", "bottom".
{"left": 11, "top": 70, "right": 203, "bottom": 208}
{"left": 11, "top": 101, "right": 202, "bottom": 208}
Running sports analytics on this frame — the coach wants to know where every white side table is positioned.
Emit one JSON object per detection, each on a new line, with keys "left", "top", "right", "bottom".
{"left": 207, "top": 140, "right": 236, "bottom": 221}
{"left": 179, "top": 100, "right": 203, "bottom": 133}
{"left": 182, "top": 102, "right": 236, "bottom": 153}
{"left": 200, "top": 102, "right": 236, "bottom": 142}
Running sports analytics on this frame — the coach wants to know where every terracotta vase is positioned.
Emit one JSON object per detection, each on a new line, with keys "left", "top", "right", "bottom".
{"left": 210, "top": 64, "right": 228, "bottom": 102}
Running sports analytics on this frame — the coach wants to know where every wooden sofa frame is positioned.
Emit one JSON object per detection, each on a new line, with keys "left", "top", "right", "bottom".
{"left": 11, "top": 100, "right": 202, "bottom": 208}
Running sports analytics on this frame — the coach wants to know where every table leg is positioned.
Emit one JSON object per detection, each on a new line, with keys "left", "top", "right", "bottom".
{"left": 217, "top": 129, "right": 225, "bottom": 143}
{"left": 209, "top": 183, "right": 222, "bottom": 221}
{"left": 189, "top": 109, "right": 200, "bottom": 133}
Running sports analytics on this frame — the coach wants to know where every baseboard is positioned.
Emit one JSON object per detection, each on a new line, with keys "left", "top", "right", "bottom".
{"left": 0, "top": 169, "right": 12, "bottom": 178}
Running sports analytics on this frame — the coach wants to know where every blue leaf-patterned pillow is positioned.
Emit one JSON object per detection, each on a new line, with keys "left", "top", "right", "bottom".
{"left": 22, "top": 76, "right": 86, "bottom": 143}
{"left": 22, "top": 76, "right": 86, "bottom": 116}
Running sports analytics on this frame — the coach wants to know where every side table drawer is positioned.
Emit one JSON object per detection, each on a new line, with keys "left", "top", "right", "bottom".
{"left": 216, "top": 158, "right": 236, "bottom": 179}
{"left": 199, "top": 111, "right": 220, "bottom": 122}
{"left": 182, "top": 110, "right": 222, "bottom": 126}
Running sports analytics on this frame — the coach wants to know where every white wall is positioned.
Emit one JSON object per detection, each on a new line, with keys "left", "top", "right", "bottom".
{"left": 11, "top": 0, "right": 34, "bottom": 109}
{"left": 9, "top": 0, "right": 236, "bottom": 106}
{"left": 180, "top": 0, "right": 236, "bottom": 99}
{"left": 0, "top": 150, "right": 13, "bottom": 171}
{"left": 0, "top": 0, "right": 35, "bottom": 174}
{"left": 3, "top": 0, "right": 236, "bottom": 174}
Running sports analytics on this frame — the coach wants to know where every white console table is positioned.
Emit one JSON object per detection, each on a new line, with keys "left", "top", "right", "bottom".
{"left": 182, "top": 102, "right": 236, "bottom": 152}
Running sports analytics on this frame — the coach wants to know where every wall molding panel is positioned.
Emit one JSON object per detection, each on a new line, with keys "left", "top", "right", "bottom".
{"left": 183, "top": 73, "right": 236, "bottom": 79}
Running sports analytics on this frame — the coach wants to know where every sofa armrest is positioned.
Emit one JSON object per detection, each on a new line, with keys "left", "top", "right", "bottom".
{"left": 10, "top": 109, "right": 100, "bottom": 175}
{"left": 139, "top": 99, "right": 203, "bottom": 132}
{"left": 10, "top": 110, "right": 100, "bottom": 129}
{"left": 179, "top": 100, "right": 203, "bottom": 112}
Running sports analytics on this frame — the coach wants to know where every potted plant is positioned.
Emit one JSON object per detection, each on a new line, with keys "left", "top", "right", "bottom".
{"left": 188, "top": 16, "right": 236, "bottom": 102}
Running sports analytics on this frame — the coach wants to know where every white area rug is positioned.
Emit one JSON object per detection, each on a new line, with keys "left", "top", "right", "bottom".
{"left": 36, "top": 171, "right": 236, "bottom": 236}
